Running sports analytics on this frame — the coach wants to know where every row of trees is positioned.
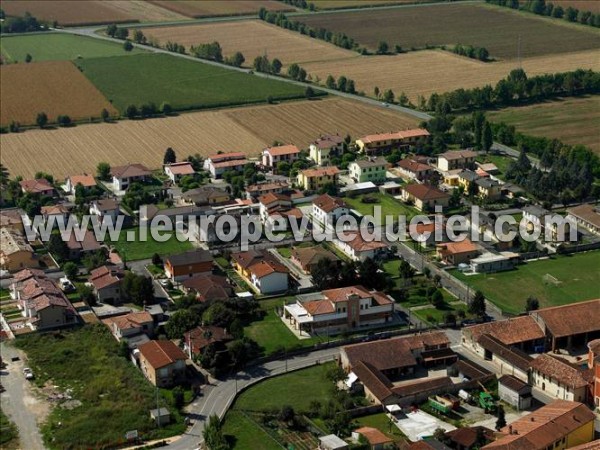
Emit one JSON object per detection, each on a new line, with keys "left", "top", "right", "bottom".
{"left": 451, "top": 43, "right": 490, "bottom": 61}
{"left": 487, "top": 0, "right": 600, "bottom": 27}
{"left": 190, "top": 41, "right": 224, "bottom": 62}
{"left": 278, "top": 0, "right": 316, "bottom": 11}
{"left": 258, "top": 9, "right": 357, "bottom": 50}
{"left": 325, "top": 74, "right": 356, "bottom": 94}
{"left": 0, "top": 11, "right": 46, "bottom": 33}
{"left": 422, "top": 68, "right": 600, "bottom": 113}
{"left": 252, "top": 54, "right": 282, "bottom": 74}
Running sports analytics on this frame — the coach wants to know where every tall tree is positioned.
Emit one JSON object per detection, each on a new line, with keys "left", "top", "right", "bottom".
{"left": 483, "top": 121, "right": 493, "bottom": 152}
{"left": 164, "top": 147, "right": 176, "bottom": 164}
{"left": 36, "top": 112, "right": 48, "bottom": 128}
{"left": 495, "top": 405, "right": 507, "bottom": 430}
{"left": 525, "top": 296, "right": 539, "bottom": 312}
{"left": 96, "top": 162, "right": 111, "bottom": 180}
{"left": 469, "top": 290, "right": 486, "bottom": 317}
{"left": 473, "top": 111, "right": 485, "bottom": 150}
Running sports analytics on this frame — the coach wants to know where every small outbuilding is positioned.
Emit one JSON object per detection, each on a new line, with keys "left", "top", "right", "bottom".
{"left": 498, "top": 374, "right": 532, "bottom": 411}
{"left": 150, "top": 407, "right": 171, "bottom": 426}
{"left": 319, "top": 434, "right": 349, "bottom": 450}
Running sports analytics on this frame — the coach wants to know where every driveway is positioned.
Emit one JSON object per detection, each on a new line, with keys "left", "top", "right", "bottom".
{"left": 0, "top": 342, "right": 47, "bottom": 450}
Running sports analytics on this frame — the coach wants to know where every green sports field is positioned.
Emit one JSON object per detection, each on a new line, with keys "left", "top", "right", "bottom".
{"left": 75, "top": 53, "right": 307, "bottom": 113}
{"left": 0, "top": 33, "right": 144, "bottom": 62}
{"left": 454, "top": 251, "right": 600, "bottom": 314}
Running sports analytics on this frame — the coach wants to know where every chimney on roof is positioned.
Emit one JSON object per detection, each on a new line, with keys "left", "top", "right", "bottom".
{"left": 530, "top": 417, "right": 534, "bottom": 422}
{"left": 508, "top": 425, "right": 513, "bottom": 435}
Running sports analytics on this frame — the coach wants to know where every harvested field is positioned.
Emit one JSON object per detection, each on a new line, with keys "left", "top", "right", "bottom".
{"left": 0, "top": 60, "right": 117, "bottom": 127}
{"left": 75, "top": 53, "right": 306, "bottom": 113}
{"left": 141, "top": 20, "right": 356, "bottom": 66}
{"left": 1, "top": 0, "right": 188, "bottom": 25}
{"left": 0, "top": 33, "right": 144, "bottom": 63}
{"left": 488, "top": 96, "right": 600, "bottom": 154}
{"left": 302, "top": 49, "right": 600, "bottom": 102}
{"left": 297, "top": 3, "right": 600, "bottom": 59}
{"left": 0, "top": 98, "right": 419, "bottom": 178}
{"left": 147, "top": 0, "right": 293, "bottom": 18}
{"left": 312, "top": 0, "right": 435, "bottom": 9}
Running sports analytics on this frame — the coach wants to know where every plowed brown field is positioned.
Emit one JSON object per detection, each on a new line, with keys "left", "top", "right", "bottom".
{"left": 0, "top": 98, "right": 418, "bottom": 178}
{"left": 141, "top": 20, "right": 356, "bottom": 66}
{"left": 0, "top": 61, "right": 117, "bottom": 126}
{"left": 147, "top": 0, "right": 292, "bottom": 18}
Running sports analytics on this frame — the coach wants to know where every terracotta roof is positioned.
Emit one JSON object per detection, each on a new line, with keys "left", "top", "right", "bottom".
{"left": 532, "top": 299, "right": 600, "bottom": 338}
{"left": 436, "top": 238, "right": 479, "bottom": 256}
{"left": 304, "top": 299, "right": 335, "bottom": 315}
{"left": 212, "top": 159, "right": 248, "bottom": 169}
{"left": 64, "top": 229, "right": 101, "bottom": 252}
{"left": 231, "top": 250, "right": 265, "bottom": 269}
{"left": 498, "top": 374, "right": 530, "bottom": 394}
{"left": 465, "top": 316, "right": 544, "bottom": 345}
{"left": 323, "top": 285, "right": 391, "bottom": 306}
{"left": 249, "top": 259, "right": 288, "bottom": 278}
{"left": 259, "top": 192, "right": 291, "bottom": 206}
{"left": 409, "top": 441, "right": 452, "bottom": 450}
{"left": 105, "top": 311, "right": 152, "bottom": 331}
{"left": 313, "top": 134, "right": 343, "bottom": 149}
{"left": 41, "top": 204, "right": 70, "bottom": 216}
{"left": 184, "top": 326, "right": 232, "bottom": 354}
{"left": 403, "top": 183, "right": 449, "bottom": 201}
{"left": 354, "top": 427, "right": 392, "bottom": 445}
{"left": 352, "top": 360, "right": 394, "bottom": 402}
{"left": 165, "top": 162, "right": 195, "bottom": 176}
{"left": 446, "top": 427, "right": 494, "bottom": 448}
{"left": 358, "top": 128, "right": 430, "bottom": 144}
{"left": 483, "top": 400, "right": 595, "bottom": 450}
{"left": 451, "top": 359, "right": 491, "bottom": 380}
{"left": 89, "top": 265, "right": 123, "bottom": 290}
{"left": 206, "top": 152, "right": 246, "bottom": 162}
{"left": 21, "top": 277, "right": 62, "bottom": 299}
{"left": 281, "top": 208, "right": 303, "bottom": 219}
{"left": 402, "top": 331, "right": 451, "bottom": 349}
{"left": 343, "top": 336, "right": 417, "bottom": 371}
{"left": 567, "top": 203, "right": 600, "bottom": 229}
{"left": 27, "top": 293, "right": 72, "bottom": 311}
{"left": 182, "top": 274, "right": 232, "bottom": 301}
{"left": 568, "top": 440, "right": 600, "bottom": 450}
{"left": 111, "top": 163, "right": 151, "bottom": 179}
{"left": 264, "top": 144, "right": 300, "bottom": 156}
{"left": 93, "top": 198, "right": 119, "bottom": 212}
{"left": 588, "top": 339, "right": 600, "bottom": 355}
{"left": 19, "top": 178, "right": 53, "bottom": 194}
{"left": 166, "top": 249, "right": 213, "bottom": 267}
{"left": 398, "top": 159, "right": 432, "bottom": 173}
{"left": 0, "top": 209, "right": 23, "bottom": 227}
{"left": 300, "top": 167, "right": 340, "bottom": 178}
{"left": 138, "top": 340, "right": 187, "bottom": 369}
{"left": 439, "top": 150, "right": 478, "bottom": 161}
{"left": 313, "top": 194, "right": 347, "bottom": 213}
{"left": 529, "top": 354, "right": 589, "bottom": 389}
{"left": 68, "top": 174, "right": 96, "bottom": 188}
{"left": 392, "top": 376, "right": 453, "bottom": 397}
{"left": 409, "top": 220, "right": 443, "bottom": 236}
{"left": 291, "top": 246, "right": 338, "bottom": 268}
{"left": 12, "top": 268, "right": 46, "bottom": 283}
{"left": 477, "top": 334, "right": 532, "bottom": 371}
{"left": 246, "top": 181, "right": 288, "bottom": 193}
{"left": 338, "top": 230, "right": 389, "bottom": 252}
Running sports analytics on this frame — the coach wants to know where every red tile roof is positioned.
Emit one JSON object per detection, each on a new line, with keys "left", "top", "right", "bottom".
{"left": 354, "top": 427, "right": 393, "bottom": 445}
{"left": 249, "top": 259, "right": 289, "bottom": 278}
{"left": 532, "top": 299, "right": 600, "bottom": 338}
{"left": 343, "top": 336, "right": 417, "bottom": 371}
{"left": 300, "top": 167, "right": 340, "bottom": 178}
{"left": 398, "top": 159, "right": 432, "bottom": 173}
{"left": 313, "top": 134, "right": 344, "bottom": 149}
{"left": 358, "top": 128, "right": 430, "bottom": 144}
{"left": 111, "top": 163, "right": 151, "bottom": 179}
{"left": 207, "top": 152, "right": 246, "bottom": 162}
{"left": 19, "top": 178, "right": 53, "bottom": 194}
{"left": 436, "top": 239, "right": 479, "bottom": 255}
{"left": 529, "top": 354, "right": 589, "bottom": 389}
{"left": 465, "top": 316, "right": 545, "bottom": 345}
{"left": 184, "top": 326, "right": 232, "bottom": 355}
{"left": 313, "top": 194, "right": 347, "bottom": 213}
{"left": 339, "top": 231, "right": 389, "bottom": 252}
{"left": 403, "top": 183, "right": 449, "bottom": 201}
{"left": 165, "top": 162, "right": 195, "bottom": 176}
{"left": 138, "top": 340, "right": 187, "bottom": 369}
{"left": 104, "top": 311, "right": 152, "bottom": 331}
{"left": 68, "top": 174, "right": 96, "bottom": 188}
{"left": 264, "top": 144, "right": 300, "bottom": 156}
{"left": 439, "top": 150, "right": 478, "bottom": 161}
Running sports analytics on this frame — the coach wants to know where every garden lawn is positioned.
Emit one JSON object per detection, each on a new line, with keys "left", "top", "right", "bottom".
{"left": 14, "top": 325, "right": 183, "bottom": 449}
{"left": 110, "top": 227, "right": 193, "bottom": 261}
{"left": 75, "top": 53, "right": 307, "bottom": 113}
{"left": 222, "top": 411, "right": 281, "bottom": 450}
{"left": 0, "top": 33, "right": 144, "bottom": 62}
{"left": 453, "top": 251, "right": 600, "bottom": 314}
{"left": 476, "top": 153, "right": 515, "bottom": 177}
{"left": 233, "top": 362, "right": 335, "bottom": 413}
{"left": 355, "top": 413, "right": 406, "bottom": 443}
{"left": 412, "top": 302, "right": 469, "bottom": 325}
{"left": 244, "top": 297, "right": 323, "bottom": 355}
{"left": 344, "top": 192, "right": 418, "bottom": 225}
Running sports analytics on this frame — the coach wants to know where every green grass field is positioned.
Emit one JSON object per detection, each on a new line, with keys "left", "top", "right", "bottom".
{"left": 75, "top": 53, "right": 307, "bottom": 113}
{"left": 110, "top": 226, "right": 193, "bottom": 261}
{"left": 476, "top": 153, "right": 514, "bottom": 177}
{"left": 454, "top": 251, "right": 600, "bottom": 314}
{"left": 0, "top": 33, "right": 144, "bottom": 62}
{"left": 488, "top": 96, "right": 600, "bottom": 154}
{"left": 355, "top": 413, "right": 406, "bottom": 443}
{"left": 14, "top": 325, "right": 183, "bottom": 449}
{"left": 221, "top": 411, "right": 281, "bottom": 450}
{"left": 344, "top": 192, "right": 418, "bottom": 225}
{"left": 412, "top": 302, "right": 469, "bottom": 325}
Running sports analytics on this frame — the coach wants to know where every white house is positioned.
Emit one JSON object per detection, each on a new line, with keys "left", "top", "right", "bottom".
{"left": 334, "top": 230, "right": 389, "bottom": 262}
{"left": 248, "top": 260, "right": 289, "bottom": 295}
{"left": 529, "top": 354, "right": 589, "bottom": 403}
{"left": 89, "top": 199, "right": 120, "bottom": 221}
{"left": 203, "top": 152, "right": 248, "bottom": 178}
{"left": 261, "top": 144, "right": 300, "bottom": 168}
{"left": 309, "top": 134, "right": 344, "bottom": 166}
{"left": 164, "top": 162, "right": 195, "bottom": 183}
{"left": 311, "top": 194, "right": 350, "bottom": 230}
{"left": 65, "top": 174, "right": 97, "bottom": 195}
{"left": 111, "top": 164, "right": 151, "bottom": 191}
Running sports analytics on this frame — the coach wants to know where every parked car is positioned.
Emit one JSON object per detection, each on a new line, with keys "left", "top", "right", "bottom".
{"left": 59, "top": 277, "right": 75, "bottom": 292}
{"left": 23, "top": 367, "right": 34, "bottom": 380}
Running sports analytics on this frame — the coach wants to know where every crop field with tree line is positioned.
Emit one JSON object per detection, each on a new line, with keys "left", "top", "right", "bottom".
{"left": 296, "top": 2, "right": 600, "bottom": 58}
{"left": 147, "top": 0, "right": 293, "bottom": 18}
{"left": 0, "top": 97, "right": 418, "bottom": 178}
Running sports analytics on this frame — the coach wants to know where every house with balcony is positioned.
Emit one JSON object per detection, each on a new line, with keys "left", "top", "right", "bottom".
{"left": 401, "top": 184, "right": 450, "bottom": 212}
{"left": 296, "top": 167, "right": 340, "bottom": 191}
{"left": 311, "top": 194, "right": 350, "bottom": 230}
{"left": 283, "top": 285, "right": 394, "bottom": 335}
{"left": 111, "top": 163, "right": 151, "bottom": 191}
{"left": 437, "top": 150, "right": 477, "bottom": 172}
{"left": 261, "top": 144, "right": 300, "bottom": 168}
{"left": 397, "top": 159, "right": 434, "bottom": 182}
{"left": 309, "top": 134, "right": 344, "bottom": 166}
{"left": 65, "top": 173, "right": 97, "bottom": 195}
{"left": 356, "top": 129, "right": 430, "bottom": 155}
{"left": 333, "top": 230, "right": 390, "bottom": 262}
{"left": 164, "top": 161, "right": 195, "bottom": 183}
{"left": 203, "top": 152, "right": 248, "bottom": 178}
{"left": 137, "top": 340, "right": 188, "bottom": 387}
{"left": 348, "top": 157, "right": 387, "bottom": 184}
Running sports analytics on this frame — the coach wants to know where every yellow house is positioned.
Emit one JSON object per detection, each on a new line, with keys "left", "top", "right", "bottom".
{"left": 230, "top": 250, "right": 265, "bottom": 279}
{"left": 458, "top": 170, "right": 479, "bottom": 190}
{"left": 0, "top": 227, "right": 38, "bottom": 272}
{"left": 309, "top": 134, "right": 344, "bottom": 166}
{"left": 476, "top": 178, "right": 502, "bottom": 200}
{"left": 482, "top": 400, "right": 595, "bottom": 450}
{"left": 296, "top": 167, "right": 340, "bottom": 191}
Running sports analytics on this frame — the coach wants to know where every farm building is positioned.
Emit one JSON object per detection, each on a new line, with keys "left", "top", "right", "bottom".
{"left": 461, "top": 315, "right": 545, "bottom": 354}
{"left": 498, "top": 375, "right": 532, "bottom": 411}
{"left": 529, "top": 354, "right": 589, "bottom": 404}
{"left": 567, "top": 203, "right": 600, "bottom": 236}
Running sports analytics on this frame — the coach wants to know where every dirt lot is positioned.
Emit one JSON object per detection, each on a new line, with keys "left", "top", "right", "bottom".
{"left": 0, "top": 60, "right": 117, "bottom": 126}
{"left": 297, "top": 2, "right": 600, "bottom": 59}
{"left": 302, "top": 48, "right": 600, "bottom": 102}
{"left": 141, "top": 20, "right": 357, "bottom": 66}
{"left": 0, "top": 97, "right": 418, "bottom": 178}
{"left": 147, "top": 0, "right": 293, "bottom": 18}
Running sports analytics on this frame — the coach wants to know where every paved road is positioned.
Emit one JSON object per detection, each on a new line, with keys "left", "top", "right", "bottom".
{"left": 166, "top": 347, "right": 340, "bottom": 450}
{"left": 0, "top": 342, "right": 46, "bottom": 450}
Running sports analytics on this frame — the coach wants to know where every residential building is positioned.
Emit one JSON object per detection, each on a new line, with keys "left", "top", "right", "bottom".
{"left": 245, "top": 181, "right": 288, "bottom": 200}
{"left": 65, "top": 173, "right": 97, "bottom": 194}
{"left": 203, "top": 152, "right": 248, "bottom": 178}
{"left": 261, "top": 144, "right": 300, "bottom": 168}
{"left": 89, "top": 198, "right": 120, "bottom": 221}
{"left": 477, "top": 334, "right": 532, "bottom": 382}
{"left": 141, "top": 204, "right": 212, "bottom": 224}
{"left": 111, "top": 163, "right": 151, "bottom": 191}
{"left": 437, "top": 150, "right": 478, "bottom": 172}
{"left": 334, "top": 230, "right": 389, "bottom": 262}
{"left": 181, "top": 273, "right": 233, "bottom": 302}
{"left": 164, "top": 249, "right": 213, "bottom": 281}
{"left": 284, "top": 285, "right": 394, "bottom": 335}
{"left": 180, "top": 185, "right": 230, "bottom": 206}
{"left": 401, "top": 184, "right": 450, "bottom": 211}
{"left": 348, "top": 157, "right": 387, "bottom": 184}
{"left": 409, "top": 439, "right": 452, "bottom": 450}
{"left": 137, "top": 340, "right": 187, "bottom": 387}
{"left": 476, "top": 162, "right": 499, "bottom": 175}
{"left": 408, "top": 219, "right": 446, "bottom": 249}
{"left": 290, "top": 245, "right": 339, "bottom": 274}
{"left": 352, "top": 427, "right": 393, "bottom": 450}
{"left": 89, "top": 265, "right": 124, "bottom": 304}
{"left": 498, "top": 375, "right": 533, "bottom": 410}
{"left": 567, "top": 203, "right": 600, "bottom": 236}
{"left": 482, "top": 400, "right": 595, "bottom": 450}
{"left": 475, "top": 178, "right": 502, "bottom": 200}
{"left": 63, "top": 229, "right": 102, "bottom": 260}
{"left": 462, "top": 315, "right": 546, "bottom": 353}
{"left": 259, "top": 193, "right": 292, "bottom": 223}
{"left": 529, "top": 354, "right": 589, "bottom": 403}
{"left": 445, "top": 427, "right": 494, "bottom": 450}
{"left": 310, "top": 134, "right": 344, "bottom": 166}
{"left": 436, "top": 239, "right": 480, "bottom": 265}
{"left": 0, "top": 208, "right": 25, "bottom": 233}
{"left": 397, "top": 159, "right": 434, "bottom": 182}
{"left": 183, "top": 325, "right": 232, "bottom": 358}
{"left": 587, "top": 339, "right": 600, "bottom": 408}
{"left": 296, "top": 167, "right": 340, "bottom": 191}
{"left": 355, "top": 129, "right": 430, "bottom": 155}
{"left": 164, "top": 162, "right": 195, "bottom": 183}
{"left": 457, "top": 170, "right": 479, "bottom": 191}
{"left": 103, "top": 311, "right": 154, "bottom": 345}
{"left": 41, "top": 204, "right": 70, "bottom": 230}
{"left": 19, "top": 178, "right": 54, "bottom": 196}
{"left": 248, "top": 259, "right": 289, "bottom": 294}
{"left": 530, "top": 299, "right": 600, "bottom": 351}
{"left": 0, "top": 228, "right": 38, "bottom": 272}
{"left": 312, "top": 194, "right": 350, "bottom": 229}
